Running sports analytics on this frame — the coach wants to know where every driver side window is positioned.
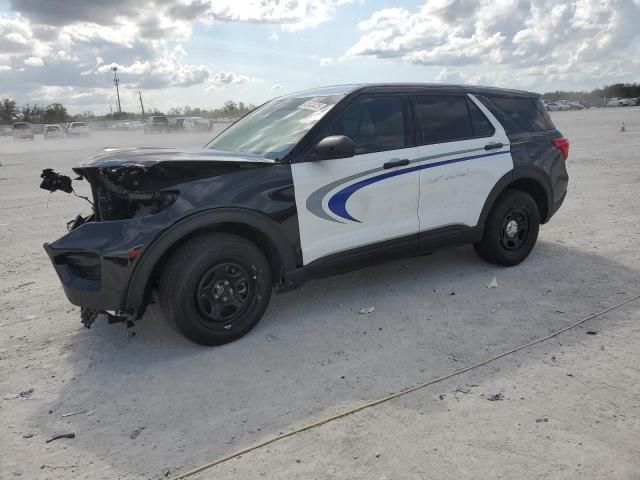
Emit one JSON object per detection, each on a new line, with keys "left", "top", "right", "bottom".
{"left": 322, "top": 95, "right": 409, "bottom": 155}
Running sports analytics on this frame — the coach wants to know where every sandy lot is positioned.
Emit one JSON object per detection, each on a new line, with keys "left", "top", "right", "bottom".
{"left": 1, "top": 109, "right": 639, "bottom": 480}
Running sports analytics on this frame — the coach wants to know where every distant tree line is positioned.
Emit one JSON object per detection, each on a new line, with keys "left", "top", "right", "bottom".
{"left": 542, "top": 82, "right": 640, "bottom": 107}
{"left": 0, "top": 99, "right": 70, "bottom": 124}
{"left": 166, "top": 101, "right": 256, "bottom": 118}
{"left": 0, "top": 99, "right": 256, "bottom": 124}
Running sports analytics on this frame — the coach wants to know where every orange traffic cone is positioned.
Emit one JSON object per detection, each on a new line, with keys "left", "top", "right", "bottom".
{"left": 620, "top": 121, "right": 626, "bottom": 132}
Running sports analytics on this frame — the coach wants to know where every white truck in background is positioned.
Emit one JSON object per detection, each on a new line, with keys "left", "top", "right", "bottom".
{"left": 606, "top": 97, "right": 637, "bottom": 107}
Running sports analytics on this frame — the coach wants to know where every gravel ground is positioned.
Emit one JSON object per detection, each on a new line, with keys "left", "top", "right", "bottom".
{"left": 1, "top": 109, "right": 639, "bottom": 480}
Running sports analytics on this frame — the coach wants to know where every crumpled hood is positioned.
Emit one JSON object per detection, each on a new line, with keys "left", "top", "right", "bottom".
{"left": 75, "top": 147, "right": 276, "bottom": 169}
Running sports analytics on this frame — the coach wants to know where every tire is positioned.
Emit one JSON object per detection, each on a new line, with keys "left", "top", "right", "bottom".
{"left": 159, "top": 233, "right": 272, "bottom": 346}
{"left": 474, "top": 189, "right": 540, "bottom": 266}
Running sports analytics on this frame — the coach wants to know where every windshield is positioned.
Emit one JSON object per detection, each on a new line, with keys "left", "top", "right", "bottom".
{"left": 14, "top": 123, "right": 30, "bottom": 129}
{"left": 72, "top": 123, "right": 86, "bottom": 128}
{"left": 206, "top": 94, "right": 344, "bottom": 160}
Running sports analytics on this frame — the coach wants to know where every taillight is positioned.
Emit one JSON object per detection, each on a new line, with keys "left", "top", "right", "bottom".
{"left": 551, "top": 137, "right": 569, "bottom": 160}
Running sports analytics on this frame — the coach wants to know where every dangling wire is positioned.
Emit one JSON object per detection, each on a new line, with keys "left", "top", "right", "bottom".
{"left": 72, "top": 188, "right": 93, "bottom": 207}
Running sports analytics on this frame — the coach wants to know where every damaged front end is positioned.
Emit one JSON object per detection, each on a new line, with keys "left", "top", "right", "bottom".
{"left": 78, "top": 164, "right": 178, "bottom": 222}
{"left": 41, "top": 164, "right": 180, "bottom": 329}
{"left": 42, "top": 147, "right": 275, "bottom": 330}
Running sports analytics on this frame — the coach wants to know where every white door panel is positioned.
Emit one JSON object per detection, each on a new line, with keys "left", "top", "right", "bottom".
{"left": 418, "top": 94, "right": 513, "bottom": 231}
{"left": 292, "top": 146, "right": 421, "bottom": 264}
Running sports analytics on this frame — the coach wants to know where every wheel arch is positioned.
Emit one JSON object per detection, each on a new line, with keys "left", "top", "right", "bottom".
{"left": 124, "top": 208, "right": 298, "bottom": 318}
{"left": 479, "top": 167, "right": 552, "bottom": 231}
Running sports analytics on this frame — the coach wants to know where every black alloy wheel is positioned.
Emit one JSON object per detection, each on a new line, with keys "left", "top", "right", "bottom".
{"left": 159, "top": 233, "right": 272, "bottom": 346}
{"left": 474, "top": 189, "right": 540, "bottom": 266}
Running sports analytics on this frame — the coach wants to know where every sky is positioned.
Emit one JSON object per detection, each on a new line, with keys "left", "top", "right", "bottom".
{"left": 1, "top": 0, "right": 639, "bottom": 114}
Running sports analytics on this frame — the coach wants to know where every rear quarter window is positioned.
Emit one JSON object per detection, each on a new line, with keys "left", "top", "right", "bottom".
{"left": 483, "top": 96, "right": 553, "bottom": 134}
{"left": 414, "top": 95, "right": 494, "bottom": 145}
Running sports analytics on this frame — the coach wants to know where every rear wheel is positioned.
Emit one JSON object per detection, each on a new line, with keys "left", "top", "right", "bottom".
{"left": 474, "top": 189, "right": 540, "bottom": 266}
{"left": 159, "top": 233, "right": 272, "bottom": 346}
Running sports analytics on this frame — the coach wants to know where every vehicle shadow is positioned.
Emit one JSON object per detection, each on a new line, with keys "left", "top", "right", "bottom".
{"left": 37, "top": 240, "right": 639, "bottom": 478}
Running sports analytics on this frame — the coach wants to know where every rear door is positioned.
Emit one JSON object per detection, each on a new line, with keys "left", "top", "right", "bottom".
{"left": 292, "top": 94, "right": 421, "bottom": 264}
{"left": 413, "top": 93, "right": 512, "bottom": 234}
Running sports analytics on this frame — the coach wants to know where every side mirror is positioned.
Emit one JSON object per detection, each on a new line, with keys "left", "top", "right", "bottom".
{"left": 315, "top": 135, "right": 355, "bottom": 160}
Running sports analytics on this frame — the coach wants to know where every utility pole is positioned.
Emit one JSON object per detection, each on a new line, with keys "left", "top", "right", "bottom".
{"left": 111, "top": 66, "right": 122, "bottom": 118}
{"left": 138, "top": 90, "right": 145, "bottom": 119}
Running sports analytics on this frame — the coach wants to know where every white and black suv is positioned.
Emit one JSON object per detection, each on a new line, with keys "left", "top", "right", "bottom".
{"left": 43, "top": 84, "right": 569, "bottom": 345}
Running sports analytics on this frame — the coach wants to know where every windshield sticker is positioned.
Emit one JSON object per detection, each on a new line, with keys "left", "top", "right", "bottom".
{"left": 298, "top": 100, "right": 327, "bottom": 112}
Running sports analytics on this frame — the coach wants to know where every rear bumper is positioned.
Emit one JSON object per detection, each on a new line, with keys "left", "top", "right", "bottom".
{"left": 546, "top": 189, "right": 567, "bottom": 221}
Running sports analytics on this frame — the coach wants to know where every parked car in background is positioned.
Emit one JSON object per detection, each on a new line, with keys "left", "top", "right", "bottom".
{"left": 169, "top": 117, "right": 185, "bottom": 132}
{"left": 558, "top": 100, "right": 584, "bottom": 110}
{"left": 110, "top": 121, "right": 145, "bottom": 131}
{"left": 12, "top": 122, "right": 34, "bottom": 140}
{"left": 0, "top": 125, "right": 13, "bottom": 137}
{"left": 44, "top": 124, "right": 64, "bottom": 140}
{"left": 183, "top": 116, "right": 211, "bottom": 132}
{"left": 67, "top": 122, "right": 90, "bottom": 137}
{"left": 606, "top": 97, "right": 637, "bottom": 107}
{"left": 144, "top": 116, "right": 169, "bottom": 133}
{"left": 543, "top": 101, "right": 568, "bottom": 112}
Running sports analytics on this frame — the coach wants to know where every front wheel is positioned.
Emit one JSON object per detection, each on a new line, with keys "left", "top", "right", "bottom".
{"left": 474, "top": 190, "right": 540, "bottom": 266}
{"left": 159, "top": 233, "right": 272, "bottom": 346}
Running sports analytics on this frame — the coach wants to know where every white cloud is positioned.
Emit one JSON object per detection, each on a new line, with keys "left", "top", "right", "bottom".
{"left": 319, "top": 56, "right": 347, "bottom": 66}
{"left": 207, "top": 71, "right": 256, "bottom": 90}
{"left": 24, "top": 56, "right": 44, "bottom": 66}
{"left": 6, "top": 32, "right": 27, "bottom": 44}
{"left": 185, "top": 0, "right": 355, "bottom": 31}
{"left": 1, "top": 0, "right": 350, "bottom": 109}
{"left": 347, "top": 0, "right": 640, "bottom": 89}
{"left": 33, "top": 85, "right": 98, "bottom": 102}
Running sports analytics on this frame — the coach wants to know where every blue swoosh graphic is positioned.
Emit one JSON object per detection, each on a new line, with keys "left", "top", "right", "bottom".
{"left": 328, "top": 150, "right": 510, "bottom": 223}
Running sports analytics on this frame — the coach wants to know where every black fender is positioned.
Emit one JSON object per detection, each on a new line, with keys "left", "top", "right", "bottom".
{"left": 478, "top": 166, "right": 553, "bottom": 231}
{"left": 124, "top": 207, "right": 299, "bottom": 317}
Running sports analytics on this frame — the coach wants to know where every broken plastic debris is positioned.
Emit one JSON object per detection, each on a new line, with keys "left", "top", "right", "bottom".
{"left": 45, "top": 433, "right": 75, "bottom": 443}
{"left": 19, "top": 388, "right": 34, "bottom": 398}
{"left": 61, "top": 410, "right": 87, "bottom": 418}
{"left": 359, "top": 306, "right": 375, "bottom": 314}
{"left": 453, "top": 386, "right": 471, "bottom": 394}
{"left": 487, "top": 277, "right": 498, "bottom": 288}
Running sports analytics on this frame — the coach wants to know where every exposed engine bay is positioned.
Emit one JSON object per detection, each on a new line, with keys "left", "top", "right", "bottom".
{"left": 39, "top": 148, "right": 272, "bottom": 226}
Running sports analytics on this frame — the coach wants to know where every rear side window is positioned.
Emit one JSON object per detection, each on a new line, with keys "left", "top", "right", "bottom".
{"left": 323, "top": 95, "right": 409, "bottom": 155}
{"left": 483, "top": 96, "right": 553, "bottom": 134}
{"left": 467, "top": 100, "right": 494, "bottom": 137}
{"left": 414, "top": 95, "right": 494, "bottom": 145}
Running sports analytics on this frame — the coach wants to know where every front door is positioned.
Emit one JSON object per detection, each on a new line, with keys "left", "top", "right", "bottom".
{"left": 292, "top": 94, "right": 421, "bottom": 265}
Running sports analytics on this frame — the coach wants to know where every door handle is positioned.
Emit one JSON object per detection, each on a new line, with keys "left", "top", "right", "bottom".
{"left": 484, "top": 142, "right": 503, "bottom": 150}
{"left": 383, "top": 159, "right": 410, "bottom": 169}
